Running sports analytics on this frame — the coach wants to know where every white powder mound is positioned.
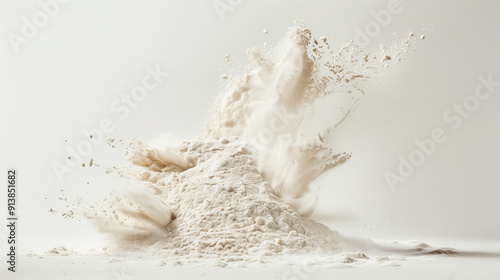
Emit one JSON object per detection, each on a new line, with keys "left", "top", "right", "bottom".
{"left": 96, "top": 137, "right": 342, "bottom": 262}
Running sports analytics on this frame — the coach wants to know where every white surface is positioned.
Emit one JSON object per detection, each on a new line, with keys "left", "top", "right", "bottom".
{"left": 1, "top": 251, "right": 500, "bottom": 280}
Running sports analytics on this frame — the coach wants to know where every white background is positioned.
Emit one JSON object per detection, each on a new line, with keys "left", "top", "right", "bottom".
{"left": 1, "top": 0, "right": 499, "bottom": 252}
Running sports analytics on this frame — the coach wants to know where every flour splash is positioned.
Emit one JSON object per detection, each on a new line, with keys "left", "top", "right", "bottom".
{"left": 206, "top": 23, "right": 417, "bottom": 215}
{"left": 79, "top": 23, "right": 429, "bottom": 262}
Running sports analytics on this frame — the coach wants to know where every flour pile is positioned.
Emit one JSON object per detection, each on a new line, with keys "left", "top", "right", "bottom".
{"left": 86, "top": 23, "right": 423, "bottom": 262}
{"left": 95, "top": 137, "right": 341, "bottom": 262}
